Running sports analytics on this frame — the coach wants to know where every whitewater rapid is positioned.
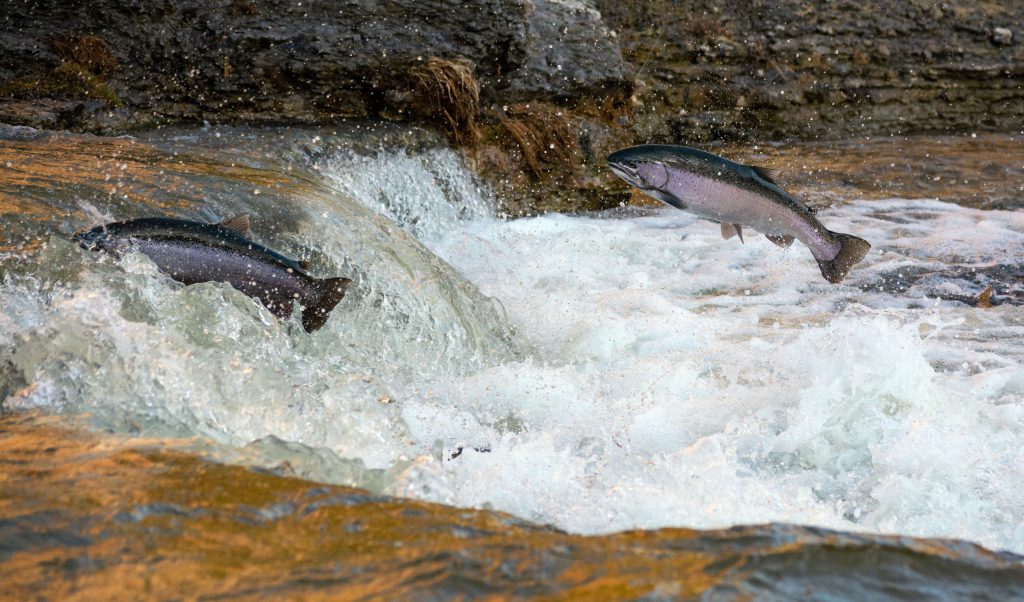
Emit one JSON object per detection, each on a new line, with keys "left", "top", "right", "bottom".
{"left": 414, "top": 204, "right": 1023, "bottom": 548}
{"left": 2, "top": 131, "right": 1022, "bottom": 556}
{"left": 321, "top": 146, "right": 1024, "bottom": 552}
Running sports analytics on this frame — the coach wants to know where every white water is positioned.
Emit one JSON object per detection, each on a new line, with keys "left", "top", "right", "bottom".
{"left": 411, "top": 204, "right": 1023, "bottom": 548}
{"left": 319, "top": 148, "right": 492, "bottom": 242}
{"left": 3, "top": 137, "right": 1024, "bottom": 555}
{"left": 323, "top": 148, "right": 1024, "bottom": 553}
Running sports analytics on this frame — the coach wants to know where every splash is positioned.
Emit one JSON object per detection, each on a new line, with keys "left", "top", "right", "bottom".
{"left": 3, "top": 127, "right": 1023, "bottom": 557}
{"left": 0, "top": 128, "right": 515, "bottom": 474}
{"left": 402, "top": 201, "right": 1024, "bottom": 554}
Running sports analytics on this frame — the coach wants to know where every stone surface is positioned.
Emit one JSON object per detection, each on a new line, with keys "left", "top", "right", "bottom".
{"left": 992, "top": 27, "right": 1014, "bottom": 47}
{"left": 501, "top": 0, "right": 629, "bottom": 101}
{"left": 0, "top": 0, "right": 629, "bottom": 133}
{"left": 597, "top": 0, "right": 1024, "bottom": 143}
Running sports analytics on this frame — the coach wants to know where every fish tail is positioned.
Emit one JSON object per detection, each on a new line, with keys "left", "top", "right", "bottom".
{"left": 816, "top": 232, "right": 871, "bottom": 283}
{"left": 301, "top": 277, "right": 351, "bottom": 332}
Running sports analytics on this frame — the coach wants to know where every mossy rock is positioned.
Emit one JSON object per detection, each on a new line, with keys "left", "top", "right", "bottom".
{"left": 1, "top": 62, "right": 120, "bottom": 107}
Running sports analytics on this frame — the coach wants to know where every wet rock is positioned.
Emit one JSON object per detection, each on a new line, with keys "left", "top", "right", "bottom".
{"left": 500, "top": 0, "right": 629, "bottom": 101}
{"left": 860, "top": 264, "right": 1024, "bottom": 307}
{"left": 0, "top": 0, "right": 630, "bottom": 133}
{"left": 597, "top": 0, "right": 1024, "bottom": 143}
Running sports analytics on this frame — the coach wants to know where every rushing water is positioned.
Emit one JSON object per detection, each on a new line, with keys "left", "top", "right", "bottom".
{"left": 2, "top": 124, "right": 1023, "bottom": 597}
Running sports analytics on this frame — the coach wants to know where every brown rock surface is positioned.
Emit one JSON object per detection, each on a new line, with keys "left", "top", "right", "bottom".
{"left": 0, "top": 0, "right": 627, "bottom": 134}
{"left": 596, "top": 0, "right": 1024, "bottom": 143}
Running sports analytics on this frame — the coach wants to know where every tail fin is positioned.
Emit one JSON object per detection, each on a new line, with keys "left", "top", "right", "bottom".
{"left": 816, "top": 233, "right": 871, "bottom": 283}
{"left": 301, "top": 277, "right": 351, "bottom": 332}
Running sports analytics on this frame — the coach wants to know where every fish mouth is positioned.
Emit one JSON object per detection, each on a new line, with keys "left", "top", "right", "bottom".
{"left": 73, "top": 227, "right": 104, "bottom": 251}
{"left": 607, "top": 160, "right": 641, "bottom": 188}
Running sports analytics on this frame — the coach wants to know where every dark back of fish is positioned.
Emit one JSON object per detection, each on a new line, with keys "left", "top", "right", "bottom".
{"left": 76, "top": 218, "right": 350, "bottom": 332}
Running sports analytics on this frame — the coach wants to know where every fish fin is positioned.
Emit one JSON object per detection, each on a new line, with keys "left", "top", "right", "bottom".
{"left": 765, "top": 233, "right": 795, "bottom": 248}
{"left": 219, "top": 214, "right": 253, "bottom": 238}
{"left": 720, "top": 223, "right": 738, "bottom": 240}
{"left": 298, "top": 259, "right": 310, "bottom": 271}
{"left": 750, "top": 166, "right": 781, "bottom": 185}
{"left": 301, "top": 277, "right": 351, "bottom": 333}
{"left": 734, "top": 224, "right": 744, "bottom": 243}
{"left": 975, "top": 286, "right": 995, "bottom": 308}
{"left": 260, "top": 294, "right": 297, "bottom": 320}
{"left": 816, "top": 233, "right": 871, "bottom": 283}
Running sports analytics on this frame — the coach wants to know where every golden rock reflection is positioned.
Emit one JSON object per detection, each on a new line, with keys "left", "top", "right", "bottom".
{"left": 2, "top": 412, "right": 1021, "bottom": 599}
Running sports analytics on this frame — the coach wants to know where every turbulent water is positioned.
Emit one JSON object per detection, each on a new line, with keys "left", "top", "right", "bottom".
{"left": 2, "top": 125, "right": 1023, "bottom": 593}
{"left": 421, "top": 201, "right": 1023, "bottom": 545}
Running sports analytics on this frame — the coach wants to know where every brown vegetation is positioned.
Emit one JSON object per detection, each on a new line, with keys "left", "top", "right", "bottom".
{"left": 0, "top": 62, "right": 120, "bottom": 106}
{"left": 50, "top": 34, "right": 118, "bottom": 76}
{"left": 499, "top": 103, "right": 581, "bottom": 179}
{"left": 407, "top": 57, "right": 481, "bottom": 147}
{"left": 1, "top": 33, "right": 120, "bottom": 107}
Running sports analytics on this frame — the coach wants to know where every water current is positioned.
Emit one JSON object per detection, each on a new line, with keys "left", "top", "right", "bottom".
{"left": 2, "top": 124, "right": 1023, "bottom": 597}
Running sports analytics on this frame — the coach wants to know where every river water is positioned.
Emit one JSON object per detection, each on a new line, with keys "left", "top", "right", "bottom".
{"left": 2, "top": 124, "right": 1023, "bottom": 598}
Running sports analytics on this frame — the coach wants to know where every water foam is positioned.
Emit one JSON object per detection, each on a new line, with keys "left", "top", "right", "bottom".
{"left": 395, "top": 199, "right": 1024, "bottom": 552}
{"left": 319, "top": 147, "right": 492, "bottom": 242}
{"left": 1, "top": 134, "right": 514, "bottom": 474}
{"left": 3, "top": 133, "right": 1024, "bottom": 555}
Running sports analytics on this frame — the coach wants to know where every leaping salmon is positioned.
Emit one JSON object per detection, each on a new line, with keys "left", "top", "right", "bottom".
{"left": 607, "top": 145, "right": 870, "bottom": 283}
{"left": 74, "top": 215, "right": 350, "bottom": 332}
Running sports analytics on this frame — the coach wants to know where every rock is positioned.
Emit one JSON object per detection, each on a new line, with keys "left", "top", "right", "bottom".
{"left": 2, "top": 0, "right": 526, "bottom": 125}
{"left": 500, "top": 0, "right": 629, "bottom": 101}
{"left": 991, "top": 27, "right": 1014, "bottom": 46}
{"left": 0, "top": 0, "right": 630, "bottom": 133}
{"left": 596, "top": 0, "right": 1024, "bottom": 143}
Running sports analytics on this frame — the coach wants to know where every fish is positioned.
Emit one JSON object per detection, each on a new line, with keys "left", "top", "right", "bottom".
{"left": 74, "top": 215, "right": 351, "bottom": 332}
{"left": 607, "top": 144, "right": 871, "bottom": 283}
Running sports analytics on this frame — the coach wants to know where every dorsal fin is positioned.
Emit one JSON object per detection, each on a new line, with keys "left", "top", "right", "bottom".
{"left": 219, "top": 214, "right": 253, "bottom": 238}
{"left": 749, "top": 165, "right": 781, "bottom": 185}
{"left": 975, "top": 285, "right": 995, "bottom": 309}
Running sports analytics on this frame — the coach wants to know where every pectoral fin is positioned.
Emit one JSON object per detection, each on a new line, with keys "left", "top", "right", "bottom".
{"left": 720, "top": 223, "right": 744, "bottom": 243}
{"left": 765, "top": 233, "right": 795, "bottom": 248}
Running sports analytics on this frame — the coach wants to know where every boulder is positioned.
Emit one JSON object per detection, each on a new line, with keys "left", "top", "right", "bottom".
{"left": 498, "top": 0, "right": 629, "bottom": 101}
